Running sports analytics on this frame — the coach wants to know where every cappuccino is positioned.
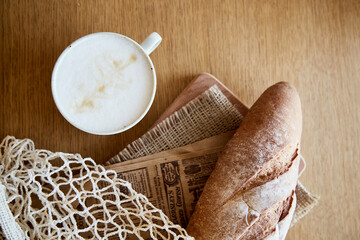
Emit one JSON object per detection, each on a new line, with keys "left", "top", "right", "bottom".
{"left": 52, "top": 33, "right": 157, "bottom": 134}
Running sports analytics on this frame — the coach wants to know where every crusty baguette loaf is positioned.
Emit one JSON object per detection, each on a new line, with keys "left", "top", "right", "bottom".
{"left": 186, "top": 82, "right": 302, "bottom": 240}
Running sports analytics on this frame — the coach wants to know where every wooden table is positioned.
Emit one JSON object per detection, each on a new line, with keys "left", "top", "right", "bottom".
{"left": 1, "top": 0, "right": 359, "bottom": 239}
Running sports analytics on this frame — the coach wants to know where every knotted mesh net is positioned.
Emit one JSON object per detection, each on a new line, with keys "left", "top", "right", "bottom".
{"left": 0, "top": 136, "right": 193, "bottom": 240}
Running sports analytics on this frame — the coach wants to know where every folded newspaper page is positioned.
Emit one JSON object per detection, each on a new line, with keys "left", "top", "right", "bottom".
{"left": 104, "top": 132, "right": 234, "bottom": 227}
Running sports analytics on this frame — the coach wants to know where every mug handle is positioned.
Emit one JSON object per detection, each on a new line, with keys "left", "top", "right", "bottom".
{"left": 140, "top": 32, "right": 162, "bottom": 55}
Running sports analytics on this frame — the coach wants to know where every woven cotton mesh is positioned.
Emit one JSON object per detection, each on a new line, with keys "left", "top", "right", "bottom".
{"left": 0, "top": 137, "right": 193, "bottom": 240}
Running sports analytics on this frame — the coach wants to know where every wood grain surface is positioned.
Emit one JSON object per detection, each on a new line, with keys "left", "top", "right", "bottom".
{"left": 1, "top": 0, "right": 359, "bottom": 239}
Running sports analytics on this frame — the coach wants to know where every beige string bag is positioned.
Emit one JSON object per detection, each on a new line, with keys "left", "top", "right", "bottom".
{"left": 0, "top": 136, "right": 193, "bottom": 240}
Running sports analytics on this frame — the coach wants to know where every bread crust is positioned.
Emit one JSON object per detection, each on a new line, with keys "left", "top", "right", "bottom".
{"left": 186, "top": 82, "right": 302, "bottom": 239}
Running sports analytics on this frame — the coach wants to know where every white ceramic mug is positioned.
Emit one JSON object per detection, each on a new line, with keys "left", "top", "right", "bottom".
{"left": 52, "top": 32, "right": 162, "bottom": 135}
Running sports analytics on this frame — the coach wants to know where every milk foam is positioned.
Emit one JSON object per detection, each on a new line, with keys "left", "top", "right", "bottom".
{"left": 53, "top": 33, "right": 155, "bottom": 134}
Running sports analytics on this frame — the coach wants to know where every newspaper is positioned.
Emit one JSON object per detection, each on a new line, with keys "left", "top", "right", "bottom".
{"left": 103, "top": 132, "right": 234, "bottom": 227}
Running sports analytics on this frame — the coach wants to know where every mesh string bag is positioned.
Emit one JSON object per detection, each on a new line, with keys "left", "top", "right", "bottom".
{"left": 0, "top": 136, "right": 193, "bottom": 240}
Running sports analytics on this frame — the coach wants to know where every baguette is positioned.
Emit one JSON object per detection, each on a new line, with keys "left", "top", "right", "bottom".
{"left": 186, "top": 82, "right": 302, "bottom": 240}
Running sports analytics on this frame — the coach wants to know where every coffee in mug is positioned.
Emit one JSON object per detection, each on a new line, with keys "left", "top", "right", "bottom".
{"left": 52, "top": 32, "right": 161, "bottom": 135}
